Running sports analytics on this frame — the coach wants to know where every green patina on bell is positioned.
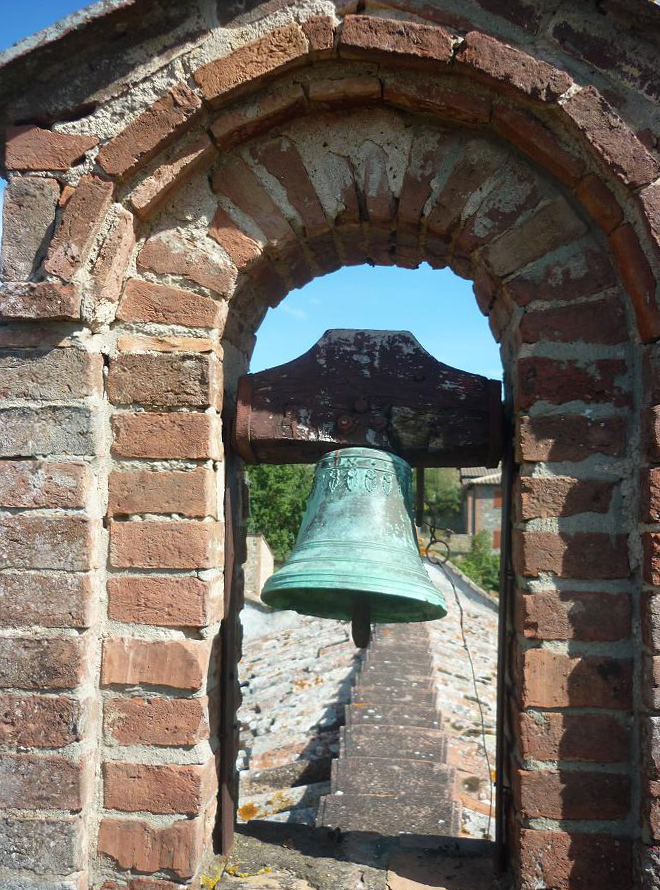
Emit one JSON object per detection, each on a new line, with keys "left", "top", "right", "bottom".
{"left": 261, "top": 447, "right": 447, "bottom": 642}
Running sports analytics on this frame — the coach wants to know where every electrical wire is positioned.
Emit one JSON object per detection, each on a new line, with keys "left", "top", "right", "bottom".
{"left": 435, "top": 557, "right": 494, "bottom": 841}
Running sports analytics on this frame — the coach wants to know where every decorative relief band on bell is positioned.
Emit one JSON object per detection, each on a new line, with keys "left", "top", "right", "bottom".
{"left": 327, "top": 467, "right": 395, "bottom": 496}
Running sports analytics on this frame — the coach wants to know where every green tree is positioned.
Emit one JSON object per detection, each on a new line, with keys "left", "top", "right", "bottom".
{"left": 457, "top": 530, "right": 501, "bottom": 593}
{"left": 417, "top": 468, "right": 462, "bottom": 531}
{"left": 245, "top": 464, "right": 314, "bottom": 563}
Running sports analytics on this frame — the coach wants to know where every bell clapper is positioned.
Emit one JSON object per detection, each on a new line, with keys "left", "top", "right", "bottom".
{"left": 351, "top": 598, "right": 371, "bottom": 648}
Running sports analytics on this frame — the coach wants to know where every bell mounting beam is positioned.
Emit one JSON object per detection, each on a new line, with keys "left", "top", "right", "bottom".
{"left": 234, "top": 329, "right": 502, "bottom": 468}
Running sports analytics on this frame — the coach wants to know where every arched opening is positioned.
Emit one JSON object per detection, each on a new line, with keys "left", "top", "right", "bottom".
{"left": 202, "top": 95, "right": 639, "bottom": 883}
{"left": 234, "top": 262, "right": 503, "bottom": 855}
{"left": 3, "top": 6, "right": 656, "bottom": 883}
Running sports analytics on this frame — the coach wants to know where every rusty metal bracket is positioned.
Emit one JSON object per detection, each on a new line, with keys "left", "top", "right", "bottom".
{"left": 233, "top": 329, "right": 502, "bottom": 468}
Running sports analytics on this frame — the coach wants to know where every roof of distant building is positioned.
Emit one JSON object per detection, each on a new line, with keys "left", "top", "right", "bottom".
{"left": 460, "top": 466, "right": 502, "bottom": 487}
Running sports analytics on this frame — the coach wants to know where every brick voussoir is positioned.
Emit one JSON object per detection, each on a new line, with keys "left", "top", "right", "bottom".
{"left": 455, "top": 31, "right": 573, "bottom": 102}
{"left": 339, "top": 15, "right": 454, "bottom": 64}
{"left": 560, "top": 85, "right": 660, "bottom": 188}
{"left": 97, "top": 82, "right": 202, "bottom": 180}
{"left": 193, "top": 22, "right": 311, "bottom": 107}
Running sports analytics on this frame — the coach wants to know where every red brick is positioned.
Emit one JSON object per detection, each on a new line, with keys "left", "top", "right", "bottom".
{"left": 643, "top": 715, "right": 660, "bottom": 778}
{"left": 104, "top": 696, "right": 208, "bottom": 746}
{"left": 45, "top": 175, "right": 114, "bottom": 281}
{"left": 0, "top": 348, "right": 102, "bottom": 401}
{"left": 0, "top": 281, "right": 81, "bottom": 320}
{"left": 91, "top": 208, "right": 136, "bottom": 306}
{"left": 644, "top": 656, "right": 660, "bottom": 710}
{"left": 514, "top": 768, "right": 629, "bottom": 820}
{"left": 642, "top": 591, "right": 660, "bottom": 651}
{"left": 646, "top": 780, "right": 660, "bottom": 841}
{"left": 0, "top": 694, "right": 87, "bottom": 748}
{"left": 513, "top": 531, "right": 629, "bottom": 579}
{"left": 112, "top": 412, "right": 222, "bottom": 460}
{"left": 361, "top": 142, "right": 396, "bottom": 226}
{"left": 102, "top": 882, "right": 180, "bottom": 890}
{"left": 107, "top": 353, "right": 222, "bottom": 408}
{"left": 425, "top": 138, "right": 506, "bottom": 239}
{"left": 209, "top": 207, "right": 262, "bottom": 270}
{"left": 482, "top": 199, "right": 587, "bottom": 279}
{"left": 506, "top": 243, "right": 616, "bottom": 306}
{"left": 5, "top": 125, "right": 98, "bottom": 171}
{"left": 117, "top": 334, "right": 214, "bottom": 353}
{"left": 517, "top": 414, "right": 626, "bottom": 462}
{"left": 98, "top": 816, "right": 204, "bottom": 878}
{"left": 517, "top": 710, "right": 629, "bottom": 763}
{"left": 639, "top": 181, "right": 660, "bottom": 258}
{"left": 1, "top": 176, "right": 60, "bottom": 281}
{"left": 301, "top": 15, "right": 335, "bottom": 56}
{"left": 383, "top": 72, "right": 491, "bottom": 126}
{"left": 516, "top": 357, "right": 629, "bottom": 409}
{"left": 98, "top": 83, "right": 202, "bottom": 180}
{"left": 492, "top": 104, "right": 585, "bottom": 187}
{"left": 339, "top": 15, "right": 453, "bottom": 64}
{"left": 609, "top": 223, "right": 660, "bottom": 343}
{"left": 129, "top": 133, "right": 216, "bottom": 220}
{"left": 518, "top": 829, "right": 632, "bottom": 890}
{"left": 109, "top": 467, "right": 216, "bottom": 517}
{"left": 519, "top": 648, "right": 632, "bottom": 709}
{"left": 193, "top": 23, "right": 309, "bottom": 106}
{"left": 103, "top": 760, "right": 215, "bottom": 815}
{"left": 0, "top": 460, "right": 90, "bottom": 509}
{"left": 516, "top": 476, "right": 614, "bottom": 520}
{"left": 397, "top": 132, "right": 449, "bottom": 227}
{"left": 210, "top": 83, "right": 306, "bottom": 148}
{"left": 0, "top": 406, "right": 91, "bottom": 457}
{"left": 308, "top": 75, "right": 382, "bottom": 104}
{"left": 457, "top": 31, "right": 572, "bottom": 101}
{"left": 575, "top": 173, "right": 624, "bottom": 234}
{"left": 251, "top": 136, "right": 327, "bottom": 237}
{"left": 110, "top": 519, "right": 222, "bottom": 569}
{"left": 213, "top": 155, "right": 294, "bottom": 246}
{"left": 0, "top": 516, "right": 99, "bottom": 571}
{"left": 642, "top": 468, "right": 660, "bottom": 522}
{"left": 642, "top": 533, "right": 660, "bottom": 586}
{"left": 517, "top": 590, "right": 631, "bottom": 641}
{"left": 562, "top": 86, "right": 660, "bottom": 188}
{"left": 101, "top": 638, "right": 210, "bottom": 691}
{"left": 117, "top": 278, "right": 226, "bottom": 328}
{"left": 108, "top": 575, "right": 221, "bottom": 627}
{"left": 137, "top": 232, "right": 236, "bottom": 297}
{"left": 0, "top": 572, "right": 94, "bottom": 628}
{"left": 519, "top": 297, "right": 627, "bottom": 345}
{"left": 0, "top": 754, "right": 88, "bottom": 810}
{"left": 0, "top": 637, "right": 87, "bottom": 690}
{"left": 455, "top": 163, "right": 542, "bottom": 256}
{"left": 644, "top": 407, "right": 660, "bottom": 462}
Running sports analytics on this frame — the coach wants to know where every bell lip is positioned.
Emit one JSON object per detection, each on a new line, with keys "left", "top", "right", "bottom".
{"left": 261, "top": 568, "right": 447, "bottom": 623}
{"left": 260, "top": 584, "right": 447, "bottom": 623}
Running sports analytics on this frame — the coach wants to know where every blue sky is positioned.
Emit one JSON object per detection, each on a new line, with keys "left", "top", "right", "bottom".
{"left": 1, "top": 3, "right": 502, "bottom": 381}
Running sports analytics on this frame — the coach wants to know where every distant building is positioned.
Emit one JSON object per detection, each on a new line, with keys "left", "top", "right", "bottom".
{"left": 460, "top": 467, "right": 502, "bottom": 551}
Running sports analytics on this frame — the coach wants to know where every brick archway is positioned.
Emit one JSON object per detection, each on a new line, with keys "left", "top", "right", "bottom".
{"left": 1, "top": 5, "right": 660, "bottom": 889}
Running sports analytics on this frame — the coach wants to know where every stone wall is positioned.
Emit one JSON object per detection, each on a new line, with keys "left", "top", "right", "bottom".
{"left": 1, "top": 0, "right": 660, "bottom": 887}
{"left": 244, "top": 535, "right": 274, "bottom": 603}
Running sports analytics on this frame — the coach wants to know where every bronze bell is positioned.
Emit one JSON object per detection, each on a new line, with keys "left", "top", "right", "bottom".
{"left": 261, "top": 447, "right": 447, "bottom": 646}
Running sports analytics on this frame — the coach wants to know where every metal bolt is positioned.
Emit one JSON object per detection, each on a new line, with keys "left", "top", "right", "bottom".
{"left": 337, "top": 415, "right": 355, "bottom": 431}
{"left": 371, "top": 416, "right": 387, "bottom": 431}
{"left": 354, "top": 398, "right": 369, "bottom": 414}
